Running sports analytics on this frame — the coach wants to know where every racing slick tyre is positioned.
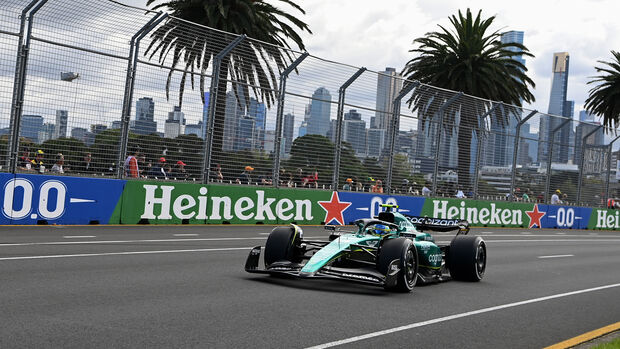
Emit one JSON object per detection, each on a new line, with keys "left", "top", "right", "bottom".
{"left": 377, "top": 238, "right": 418, "bottom": 292}
{"left": 264, "top": 226, "right": 302, "bottom": 267}
{"left": 448, "top": 235, "right": 486, "bottom": 281}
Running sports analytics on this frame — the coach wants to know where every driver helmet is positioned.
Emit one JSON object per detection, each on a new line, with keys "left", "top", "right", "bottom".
{"left": 372, "top": 224, "right": 390, "bottom": 236}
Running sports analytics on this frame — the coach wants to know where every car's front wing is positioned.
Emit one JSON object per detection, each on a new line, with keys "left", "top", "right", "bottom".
{"left": 245, "top": 246, "right": 400, "bottom": 288}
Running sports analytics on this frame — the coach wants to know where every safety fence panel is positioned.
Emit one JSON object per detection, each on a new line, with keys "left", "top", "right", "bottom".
{"left": 1, "top": 0, "right": 618, "bottom": 209}
{"left": 0, "top": 1, "right": 28, "bottom": 171}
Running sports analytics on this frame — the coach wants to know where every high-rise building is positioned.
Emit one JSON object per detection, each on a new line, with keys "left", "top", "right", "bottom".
{"left": 235, "top": 115, "right": 257, "bottom": 151}
{"left": 131, "top": 97, "right": 157, "bottom": 135}
{"left": 164, "top": 106, "right": 185, "bottom": 138}
{"left": 248, "top": 97, "right": 266, "bottom": 149}
{"left": 574, "top": 115, "right": 604, "bottom": 165}
{"left": 185, "top": 121, "right": 203, "bottom": 138}
{"left": 579, "top": 110, "right": 594, "bottom": 122}
{"left": 343, "top": 109, "right": 367, "bottom": 156}
{"left": 54, "top": 110, "right": 68, "bottom": 139}
{"left": 306, "top": 87, "right": 332, "bottom": 137}
{"left": 38, "top": 123, "right": 55, "bottom": 143}
{"left": 283, "top": 113, "right": 295, "bottom": 154}
{"left": 367, "top": 128, "right": 385, "bottom": 158}
{"left": 539, "top": 52, "right": 571, "bottom": 164}
{"left": 20, "top": 115, "right": 43, "bottom": 142}
{"left": 223, "top": 90, "right": 243, "bottom": 151}
{"left": 487, "top": 31, "right": 525, "bottom": 167}
{"left": 375, "top": 67, "right": 403, "bottom": 150}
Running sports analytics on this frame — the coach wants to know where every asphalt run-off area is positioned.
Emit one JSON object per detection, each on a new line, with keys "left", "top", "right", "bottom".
{"left": 1, "top": 225, "right": 619, "bottom": 348}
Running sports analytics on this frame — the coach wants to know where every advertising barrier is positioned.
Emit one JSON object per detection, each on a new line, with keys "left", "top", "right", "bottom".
{"left": 1, "top": 174, "right": 125, "bottom": 225}
{"left": 0, "top": 174, "right": 618, "bottom": 230}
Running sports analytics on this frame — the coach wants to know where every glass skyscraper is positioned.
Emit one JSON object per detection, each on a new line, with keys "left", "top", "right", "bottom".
{"left": 306, "top": 87, "right": 332, "bottom": 137}
{"left": 538, "top": 52, "right": 573, "bottom": 164}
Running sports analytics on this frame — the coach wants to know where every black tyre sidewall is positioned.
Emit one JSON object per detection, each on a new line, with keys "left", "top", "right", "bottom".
{"left": 448, "top": 235, "right": 486, "bottom": 281}
{"left": 377, "top": 238, "right": 418, "bottom": 291}
{"left": 264, "top": 226, "right": 297, "bottom": 267}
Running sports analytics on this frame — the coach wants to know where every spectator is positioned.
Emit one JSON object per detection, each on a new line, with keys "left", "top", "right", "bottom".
{"left": 79, "top": 152, "right": 93, "bottom": 174}
{"left": 343, "top": 178, "right": 353, "bottom": 191}
{"left": 258, "top": 174, "right": 272, "bottom": 185}
{"left": 237, "top": 165, "right": 254, "bottom": 184}
{"left": 51, "top": 153, "right": 65, "bottom": 173}
{"left": 302, "top": 169, "right": 319, "bottom": 188}
{"left": 354, "top": 176, "right": 363, "bottom": 192}
{"left": 371, "top": 179, "right": 384, "bottom": 193}
{"left": 211, "top": 163, "right": 223, "bottom": 183}
{"left": 551, "top": 189, "right": 562, "bottom": 205}
{"left": 522, "top": 190, "right": 530, "bottom": 202}
{"left": 171, "top": 160, "right": 189, "bottom": 180}
{"left": 401, "top": 178, "right": 410, "bottom": 193}
{"left": 561, "top": 193, "right": 568, "bottom": 204}
{"left": 124, "top": 150, "right": 140, "bottom": 178}
{"left": 422, "top": 183, "right": 431, "bottom": 196}
{"left": 150, "top": 157, "right": 168, "bottom": 179}
{"left": 456, "top": 188, "right": 466, "bottom": 198}
{"left": 33, "top": 149, "right": 45, "bottom": 173}
{"left": 19, "top": 150, "right": 32, "bottom": 170}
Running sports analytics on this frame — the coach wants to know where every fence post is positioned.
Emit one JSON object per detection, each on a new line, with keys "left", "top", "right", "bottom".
{"left": 509, "top": 110, "right": 537, "bottom": 200}
{"left": 117, "top": 12, "right": 167, "bottom": 178}
{"left": 202, "top": 35, "right": 246, "bottom": 183}
{"left": 272, "top": 52, "right": 309, "bottom": 187}
{"left": 332, "top": 67, "right": 366, "bottom": 191}
{"left": 576, "top": 125, "right": 605, "bottom": 206}
{"left": 431, "top": 92, "right": 463, "bottom": 196}
{"left": 7, "top": 0, "right": 48, "bottom": 173}
{"left": 385, "top": 81, "right": 419, "bottom": 195}
{"left": 473, "top": 103, "right": 498, "bottom": 200}
{"left": 544, "top": 118, "right": 571, "bottom": 204}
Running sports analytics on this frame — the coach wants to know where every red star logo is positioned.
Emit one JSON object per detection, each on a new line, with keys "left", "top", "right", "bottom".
{"left": 525, "top": 204, "right": 546, "bottom": 228}
{"left": 318, "top": 191, "right": 352, "bottom": 225}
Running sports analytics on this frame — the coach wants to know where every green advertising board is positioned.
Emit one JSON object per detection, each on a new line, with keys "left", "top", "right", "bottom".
{"left": 118, "top": 182, "right": 333, "bottom": 225}
{"left": 420, "top": 198, "right": 535, "bottom": 228}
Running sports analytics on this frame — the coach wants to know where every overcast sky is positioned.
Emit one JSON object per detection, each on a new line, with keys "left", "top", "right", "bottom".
{"left": 122, "top": 0, "right": 620, "bottom": 122}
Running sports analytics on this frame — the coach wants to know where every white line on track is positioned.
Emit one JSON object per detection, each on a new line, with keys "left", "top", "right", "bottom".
{"left": 305, "top": 283, "right": 620, "bottom": 349}
{"left": 538, "top": 254, "right": 574, "bottom": 259}
{"left": 2, "top": 237, "right": 620, "bottom": 248}
{"left": 63, "top": 235, "right": 96, "bottom": 239}
{"left": 173, "top": 234, "right": 198, "bottom": 237}
{"left": 0, "top": 247, "right": 252, "bottom": 261}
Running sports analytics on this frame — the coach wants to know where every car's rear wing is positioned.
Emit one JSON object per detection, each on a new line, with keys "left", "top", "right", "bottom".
{"left": 404, "top": 215, "right": 469, "bottom": 235}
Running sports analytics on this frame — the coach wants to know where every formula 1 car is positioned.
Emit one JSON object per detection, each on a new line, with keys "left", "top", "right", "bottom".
{"left": 245, "top": 204, "right": 486, "bottom": 292}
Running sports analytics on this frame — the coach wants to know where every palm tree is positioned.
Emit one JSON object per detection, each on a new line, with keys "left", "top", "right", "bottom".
{"left": 145, "top": 0, "right": 311, "bottom": 155}
{"left": 585, "top": 51, "right": 620, "bottom": 129}
{"left": 402, "top": 9, "right": 535, "bottom": 188}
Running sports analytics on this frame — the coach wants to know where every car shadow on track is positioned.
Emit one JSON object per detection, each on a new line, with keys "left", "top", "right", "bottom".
{"left": 242, "top": 275, "right": 391, "bottom": 296}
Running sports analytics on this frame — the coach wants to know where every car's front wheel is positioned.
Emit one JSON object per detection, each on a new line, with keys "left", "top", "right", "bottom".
{"left": 377, "top": 238, "right": 418, "bottom": 292}
{"left": 264, "top": 226, "right": 302, "bottom": 267}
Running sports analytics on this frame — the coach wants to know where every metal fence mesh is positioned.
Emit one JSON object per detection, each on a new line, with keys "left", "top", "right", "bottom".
{"left": 1, "top": 0, "right": 618, "bottom": 208}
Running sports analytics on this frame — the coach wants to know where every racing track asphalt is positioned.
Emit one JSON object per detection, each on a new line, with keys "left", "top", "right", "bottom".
{"left": 0, "top": 225, "right": 619, "bottom": 348}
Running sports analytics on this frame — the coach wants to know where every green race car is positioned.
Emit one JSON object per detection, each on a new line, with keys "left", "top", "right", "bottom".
{"left": 245, "top": 204, "right": 486, "bottom": 292}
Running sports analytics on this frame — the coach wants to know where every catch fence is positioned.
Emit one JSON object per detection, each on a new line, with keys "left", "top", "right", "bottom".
{"left": 1, "top": 0, "right": 618, "bottom": 208}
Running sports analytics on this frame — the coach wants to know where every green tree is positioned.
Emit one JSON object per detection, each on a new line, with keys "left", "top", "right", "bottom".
{"left": 285, "top": 134, "right": 334, "bottom": 188}
{"left": 585, "top": 50, "right": 620, "bottom": 129}
{"left": 402, "top": 9, "right": 535, "bottom": 188}
{"left": 40, "top": 137, "right": 89, "bottom": 173}
{"left": 145, "top": 0, "right": 311, "bottom": 158}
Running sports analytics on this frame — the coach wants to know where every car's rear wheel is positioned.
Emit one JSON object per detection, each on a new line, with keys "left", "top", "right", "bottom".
{"left": 448, "top": 235, "right": 486, "bottom": 281}
{"left": 377, "top": 238, "right": 418, "bottom": 292}
{"left": 264, "top": 226, "right": 301, "bottom": 267}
